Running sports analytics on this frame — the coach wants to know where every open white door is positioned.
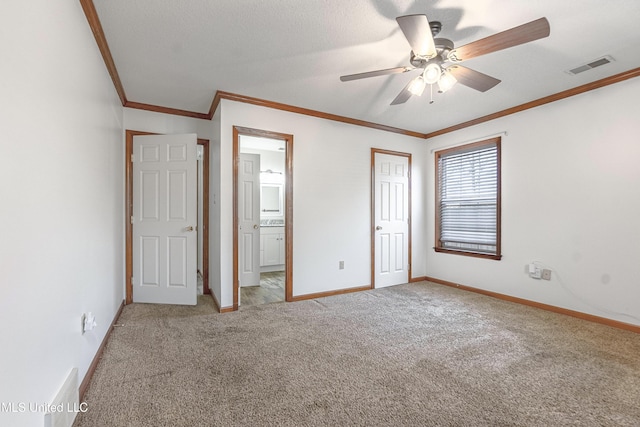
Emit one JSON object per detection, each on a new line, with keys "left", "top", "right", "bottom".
{"left": 238, "top": 153, "right": 261, "bottom": 288}
{"left": 132, "top": 134, "right": 198, "bottom": 305}
{"left": 374, "top": 152, "right": 409, "bottom": 288}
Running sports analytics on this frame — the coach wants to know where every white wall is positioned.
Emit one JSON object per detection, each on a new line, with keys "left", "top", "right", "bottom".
{"left": 217, "top": 100, "right": 428, "bottom": 308}
{"left": 242, "top": 148, "right": 285, "bottom": 177}
{"left": 0, "top": 2, "right": 124, "bottom": 426}
{"left": 425, "top": 77, "right": 640, "bottom": 327}
{"left": 210, "top": 109, "right": 222, "bottom": 305}
{"left": 123, "top": 108, "right": 213, "bottom": 141}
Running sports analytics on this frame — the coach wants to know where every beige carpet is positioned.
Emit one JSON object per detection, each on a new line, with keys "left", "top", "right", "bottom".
{"left": 74, "top": 281, "right": 640, "bottom": 426}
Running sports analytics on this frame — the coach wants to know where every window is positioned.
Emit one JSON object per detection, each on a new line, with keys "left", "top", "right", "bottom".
{"left": 435, "top": 137, "right": 501, "bottom": 260}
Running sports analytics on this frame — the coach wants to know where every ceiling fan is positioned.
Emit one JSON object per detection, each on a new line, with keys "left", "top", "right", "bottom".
{"left": 340, "top": 15, "right": 550, "bottom": 105}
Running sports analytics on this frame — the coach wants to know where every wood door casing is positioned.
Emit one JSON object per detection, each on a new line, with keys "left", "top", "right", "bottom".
{"left": 125, "top": 130, "right": 210, "bottom": 305}
{"left": 233, "top": 126, "right": 294, "bottom": 310}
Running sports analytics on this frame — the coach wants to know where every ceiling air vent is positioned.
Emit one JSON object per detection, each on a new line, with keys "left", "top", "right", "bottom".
{"left": 566, "top": 55, "right": 615, "bottom": 75}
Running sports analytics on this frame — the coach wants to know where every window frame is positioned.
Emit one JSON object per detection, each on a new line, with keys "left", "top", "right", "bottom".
{"left": 434, "top": 137, "right": 502, "bottom": 260}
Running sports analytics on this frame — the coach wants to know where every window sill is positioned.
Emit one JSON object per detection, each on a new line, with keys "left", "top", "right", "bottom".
{"left": 434, "top": 247, "right": 502, "bottom": 261}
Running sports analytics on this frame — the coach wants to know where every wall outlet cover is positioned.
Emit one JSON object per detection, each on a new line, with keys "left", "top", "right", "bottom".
{"left": 528, "top": 263, "right": 542, "bottom": 279}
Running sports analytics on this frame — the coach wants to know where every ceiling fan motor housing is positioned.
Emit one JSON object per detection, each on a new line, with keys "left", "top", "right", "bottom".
{"left": 435, "top": 38, "right": 454, "bottom": 62}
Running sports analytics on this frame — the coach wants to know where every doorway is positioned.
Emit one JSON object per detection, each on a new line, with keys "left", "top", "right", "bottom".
{"left": 125, "top": 130, "right": 210, "bottom": 305}
{"left": 233, "top": 126, "right": 293, "bottom": 309}
{"left": 371, "top": 148, "right": 411, "bottom": 288}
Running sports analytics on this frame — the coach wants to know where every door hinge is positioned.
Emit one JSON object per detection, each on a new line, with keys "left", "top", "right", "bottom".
{"left": 130, "top": 216, "right": 134, "bottom": 224}
{"left": 131, "top": 154, "right": 134, "bottom": 162}
{"left": 131, "top": 276, "right": 135, "bottom": 285}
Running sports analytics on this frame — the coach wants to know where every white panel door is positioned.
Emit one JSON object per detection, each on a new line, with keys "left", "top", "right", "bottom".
{"left": 239, "top": 153, "right": 261, "bottom": 287}
{"left": 133, "top": 134, "right": 198, "bottom": 305}
{"left": 374, "top": 152, "right": 409, "bottom": 288}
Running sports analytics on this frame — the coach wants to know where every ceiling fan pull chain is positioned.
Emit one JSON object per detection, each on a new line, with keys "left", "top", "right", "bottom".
{"left": 429, "top": 84, "right": 434, "bottom": 104}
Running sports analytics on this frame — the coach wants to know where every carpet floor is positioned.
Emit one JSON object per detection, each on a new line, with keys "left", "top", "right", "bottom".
{"left": 74, "top": 281, "right": 640, "bottom": 426}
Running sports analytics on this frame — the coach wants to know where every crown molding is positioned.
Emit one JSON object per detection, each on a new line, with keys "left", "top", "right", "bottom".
{"left": 80, "top": 0, "right": 127, "bottom": 105}
{"left": 81, "top": 0, "right": 640, "bottom": 140}
{"left": 124, "top": 101, "right": 210, "bottom": 120}
{"left": 424, "top": 67, "right": 640, "bottom": 139}
{"left": 213, "top": 91, "right": 426, "bottom": 138}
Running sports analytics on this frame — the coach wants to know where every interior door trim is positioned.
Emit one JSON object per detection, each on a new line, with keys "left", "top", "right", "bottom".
{"left": 233, "top": 126, "right": 294, "bottom": 310}
{"left": 370, "top": 148, "right": 412, "bottom": 289}
{"left": 125, "top": 130, "right": 210, "bottom": 304}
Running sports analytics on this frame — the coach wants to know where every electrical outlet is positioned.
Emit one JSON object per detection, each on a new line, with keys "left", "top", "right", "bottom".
{"left": 528, "top": 263, "right": 542, "bottom": 279}
{"left": 542, "top": 269, "right": 552, "bottom": 280}
{"left": 339, "top": 261, "right": 344, "bottom": 270}
{"left": 81, "top": 312, "right": 97, "bottom": 334}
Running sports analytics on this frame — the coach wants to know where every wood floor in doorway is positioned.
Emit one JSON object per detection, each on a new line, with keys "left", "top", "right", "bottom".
{"left": 241, "top": 271, "right": 285, "bottom": 307}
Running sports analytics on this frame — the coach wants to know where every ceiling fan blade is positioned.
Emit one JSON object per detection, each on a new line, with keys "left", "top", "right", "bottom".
{"left": 396, "top": 15, "right": 437, "bottom": 58}
{"left": 390, "top": 80, "right": 415, "bottom": 105}
{"left": 447, "top": 65, "right": 501, "bottom": 92}
{"left": 448, "top": 17, "right": 550, "bottom": 62}
{"left": 340, "top": 66, "right": 414, "bottom": 82}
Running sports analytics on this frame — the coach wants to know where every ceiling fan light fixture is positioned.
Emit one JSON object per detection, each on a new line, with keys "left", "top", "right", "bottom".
{"left": 423, "top": 62, "right": 441, "bottom": 84}
{"left": 340, "top": 15, "right": 550, "bottom": 106}
{"left": 438, "top": 68, "right": 457, "bottom": 93}
{"left": 407, "top": 75, "right": 426, "bottom": 96}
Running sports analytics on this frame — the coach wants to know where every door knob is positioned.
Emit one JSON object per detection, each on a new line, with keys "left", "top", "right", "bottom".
{"left": 185, "top": 225, "right": 194, "bottom": 232}
{"left": 253, "top": 224, "right": 259, "bottom": 229}
{"left": 376, "top": 226, "right": 382, "bottom": 230}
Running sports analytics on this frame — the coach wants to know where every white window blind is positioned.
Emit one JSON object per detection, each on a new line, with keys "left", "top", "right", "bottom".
{"left": 437, "top": 141, "right": 499, "bottom": 256}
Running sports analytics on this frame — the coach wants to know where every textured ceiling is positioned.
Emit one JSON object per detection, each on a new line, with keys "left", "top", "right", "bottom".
{"left": 92, "top": 0, "right": 640, "bottom": 135}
